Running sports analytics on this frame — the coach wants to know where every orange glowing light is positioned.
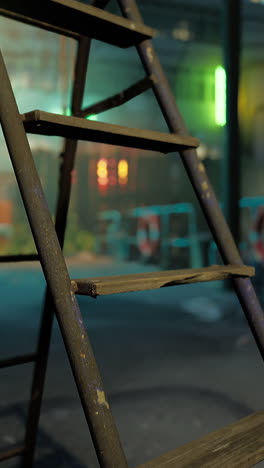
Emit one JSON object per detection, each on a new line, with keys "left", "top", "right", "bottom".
{"left": 97, "top": 158, "right": 109, "bottom": 189}
{"left": 118, "top": 159, "right": 128, "bottom": 179}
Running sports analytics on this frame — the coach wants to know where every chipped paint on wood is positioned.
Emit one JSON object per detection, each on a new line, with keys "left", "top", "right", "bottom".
{"left": 146, "top": 46, "right": 154, "bottom": 63}
{"left": 97, "top": 390, "right": 110, "bottom": 410}
{"left": 71, "top": 280, "right": 78, "bottom": 293}
{"left": 212, "top": 442, "right": 230, "bottom": 453}
{"left": 198, "top": 162, "right": 205, "bottom": 173}
{"left": 70, "top": 289, "right": 76, "bottom": 302}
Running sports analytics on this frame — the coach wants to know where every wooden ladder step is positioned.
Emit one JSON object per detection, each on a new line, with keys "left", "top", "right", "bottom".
{"left": 22, "top": 110, "right": 199, "bottom": 154}
{"left": 135, "top": 411, "right": 264, "bottom": 468}
{"left": 0, "top": 0, "right": 155, "bottom": 47}
{"left": 71, "top": 265, "right": 254, "bottom": 297}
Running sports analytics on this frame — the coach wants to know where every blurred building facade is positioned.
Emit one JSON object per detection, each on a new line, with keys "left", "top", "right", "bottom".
{"left": 0, "top": 0, "right": 264, "bottom": 258}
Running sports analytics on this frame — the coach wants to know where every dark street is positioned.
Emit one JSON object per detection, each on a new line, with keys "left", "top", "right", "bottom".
{"left": 1, "top": 0, "right": 264, "bottom": 466}
{"left": 1, "top": 260, "right": 264, "bottom": 467}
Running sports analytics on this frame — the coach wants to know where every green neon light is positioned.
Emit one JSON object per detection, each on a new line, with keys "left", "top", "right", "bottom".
{"left": 64, "top": 108, "right": 97, "bottom": 121}
{"left": 85, "top": 114, "right": 98, "bottom": 121}
{"left": 215, "top": 66, "right": 226, "bottom": 126}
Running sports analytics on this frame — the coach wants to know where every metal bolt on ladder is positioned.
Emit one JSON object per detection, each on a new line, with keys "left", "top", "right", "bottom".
{"left": 0, "top": 1, "right": 264, "bottom": 467}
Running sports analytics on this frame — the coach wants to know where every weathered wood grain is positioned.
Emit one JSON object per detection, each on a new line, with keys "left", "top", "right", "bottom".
{"left": 71, "top": 264, "right": 254, "bottom": 297}
{"left": 22, "top": 110, "right": 199, "bottom": 154}
{"left": 135, "top": 411, "right": 264, "bottom": 467}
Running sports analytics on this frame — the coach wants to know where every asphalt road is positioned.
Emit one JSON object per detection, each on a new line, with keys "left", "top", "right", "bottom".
{"left": 1, "top": 260, "right": 264, "bottom": 467}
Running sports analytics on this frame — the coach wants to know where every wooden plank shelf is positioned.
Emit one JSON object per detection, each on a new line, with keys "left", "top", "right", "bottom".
{"left": 0, "top": 0, "right": 155, "bottom": 47}
{"left": 22, "top": 110, "right": 199, "bottom": 153}
{"left": 71, "top": 264, "right": 254, "bottom": 297}
{"left": 135, "top": 411, "right": 264, "bottom": 468}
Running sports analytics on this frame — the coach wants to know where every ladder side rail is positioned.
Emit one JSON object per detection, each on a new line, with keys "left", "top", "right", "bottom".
{"left": 23, "top": 0, "right": 112, "bottom": 455}
{"left": 22, "top": 36, "right": 92, "bottom": 467}
{"left": 0, "top": 51, "right": 127, "bottom": 468}
{"left": 118, "top": 0, "right": 264, "bottom": 361}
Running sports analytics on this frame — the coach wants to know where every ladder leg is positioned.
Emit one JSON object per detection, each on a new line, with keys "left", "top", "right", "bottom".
{"left": 22, "top": 37, "right": 91, "bottom": 467}
{"left": 119, "top": 0, "right": 264, "bottom": 360}
{"left": 0, "top": 50, "right": 127, "bottom": 468}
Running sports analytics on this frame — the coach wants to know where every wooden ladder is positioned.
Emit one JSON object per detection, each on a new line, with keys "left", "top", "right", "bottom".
{"left": 1, "top": 1, "right": 264, "bottom": 467}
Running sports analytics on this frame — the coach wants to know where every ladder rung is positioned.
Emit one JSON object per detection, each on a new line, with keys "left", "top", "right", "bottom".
{"left": 80, "top": 76, "right": 154, "bottom": 117}
{"left": 0, "top": 0, "right": 155, "bottom": 47}
{"left": 0, "top": 254, "right": 39, "bottom": 263}
{"left": 0, "top": 353, "right": 36, "bottom": 369}
{"left": 22, "top": 110, "right": 199, "bottom": 154}
{"left": 71, "top": 265, "right": 254, "bottom": 297}
{"left": 135, "top": 411, "right": 264, "bottom": 468}
{"left": 0, "top": 445, "right": 25, "bottom": 461}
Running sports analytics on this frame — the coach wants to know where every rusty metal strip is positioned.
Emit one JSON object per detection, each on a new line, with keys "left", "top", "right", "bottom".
{"left": 80, "top": 76, "right": 153, "bottom": 117}
{"left": 118, "top": 0, "right": 264, "bottom": 360}
{"left": 0, "top": 353, "right": 36, "bottom": 368}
